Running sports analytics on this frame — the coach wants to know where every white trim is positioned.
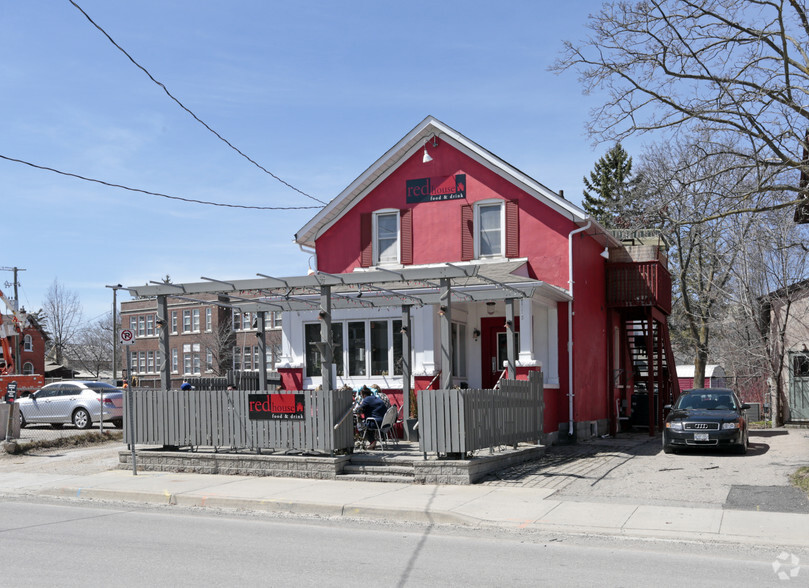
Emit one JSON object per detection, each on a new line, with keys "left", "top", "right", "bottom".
{"left": 474, "top": 199, "right": 505, "bottom": 259}
{"left": 372, "top": 209, "right": 400, "bottom": 266}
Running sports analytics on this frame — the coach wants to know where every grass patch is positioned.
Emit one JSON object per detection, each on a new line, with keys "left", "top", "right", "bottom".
{"left": 8, "top": 431, "right": 123, "bottom": 455}
{"left": 791, "top": 466, "right": 809, "bottom": 497}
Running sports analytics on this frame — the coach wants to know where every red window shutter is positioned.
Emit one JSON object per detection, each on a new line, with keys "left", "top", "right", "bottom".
{"left": 400, "top": 209, "right": 413, "bottom": 265}
{"left": 461, "top": 205, "right": 474, "bottom": 261}
{"left": 360, "top": 213, "right": 372, "bottom": 267}
{"left": 505, "top": 200, "right": 519, "bottom": 258}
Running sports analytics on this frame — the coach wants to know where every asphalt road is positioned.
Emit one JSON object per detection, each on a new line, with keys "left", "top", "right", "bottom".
{"left": 0, "top": 501, "right": 798, "bottom": 587}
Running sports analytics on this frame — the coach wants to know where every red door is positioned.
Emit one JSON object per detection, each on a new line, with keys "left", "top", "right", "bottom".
{"left": 480, "top": 316, "right": 520, "bottom": 389}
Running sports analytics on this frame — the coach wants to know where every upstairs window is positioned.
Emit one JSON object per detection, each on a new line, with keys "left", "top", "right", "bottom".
{"left": 374, "top": 211, "right": 399, "bottom": 265}
{"left": 23, "top": 334, "right": 33, "bottom": 351}
{"left": 462, "top": 200, "right": 519, "bottom": 261}
{"left": 476, "top": 202, "right": 503, "bottom": 257}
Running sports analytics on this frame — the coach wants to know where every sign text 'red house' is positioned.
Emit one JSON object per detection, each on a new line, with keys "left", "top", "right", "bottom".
{"left": 248, "top": 393, "right": 305, "bottom": 420}
{"left": 406, "top": 174, "right": 466, "bottom": 203}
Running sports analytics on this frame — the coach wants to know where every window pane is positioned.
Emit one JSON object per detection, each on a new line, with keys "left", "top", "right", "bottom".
{"left": 332, "top": 323, "right": 344, "bottom": 376}
{"left": 393, "top": 320, "right": 403, "bottom": 376}
{"left": 479, "top": 204, "right": 502, "bottom": 256}
{"left": 305, "top": 323, "right": 321, "bottom": 377}
{"left": 377, "top": 213, "right": 398, "bottom": 262}
{"left": 348, "top": 321, "right": 366, "bottom": 376}
{"left": 370, "top": 321, "right": 388, "bottom": 375}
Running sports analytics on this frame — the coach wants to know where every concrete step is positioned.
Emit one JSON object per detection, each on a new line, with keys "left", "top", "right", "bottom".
{"left": 343, "top": 464, "right": 414, "bottom": 476}
{"left": 337, "top": 473, "right": 414, "bottom": 483}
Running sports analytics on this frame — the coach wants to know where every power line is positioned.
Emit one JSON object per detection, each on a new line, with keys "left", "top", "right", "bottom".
{"left": 0, "top": 154, "right": 322, "bottom": 210}
{"left": 67, "top": 0, "right": 328, "bottom": 207}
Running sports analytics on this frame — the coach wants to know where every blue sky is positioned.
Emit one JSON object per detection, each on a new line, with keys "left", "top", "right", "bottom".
{"left": 1, "top": 1, "right": 627, "bottom": 322}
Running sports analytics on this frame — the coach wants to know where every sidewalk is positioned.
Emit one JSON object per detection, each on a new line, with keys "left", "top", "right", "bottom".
{"left": 2, "top": 465, "right": 808, "bottom": 548}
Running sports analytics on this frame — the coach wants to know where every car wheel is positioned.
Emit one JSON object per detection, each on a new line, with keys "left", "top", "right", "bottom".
{"left": 112, "top": 419, "right": 124, "bottom": 429}
{"left": 19, "top": 413, "right": 26, "bottom": 428}
{"left": 72, "top": 408, "right": 92, "bottom": 430}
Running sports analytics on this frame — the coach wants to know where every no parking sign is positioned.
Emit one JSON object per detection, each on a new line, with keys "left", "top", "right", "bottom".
{"left": 120, "top": 329, "right": 135, "bottom": 345}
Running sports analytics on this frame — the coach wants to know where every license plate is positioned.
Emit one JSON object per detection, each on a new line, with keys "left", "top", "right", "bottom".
{"left": 694, "top": 433, "right": 710, "bottom": 441}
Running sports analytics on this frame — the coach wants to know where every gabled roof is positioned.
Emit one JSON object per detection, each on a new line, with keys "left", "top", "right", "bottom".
{"left": 295, "top": 116, "right": 607, "bottom": 248}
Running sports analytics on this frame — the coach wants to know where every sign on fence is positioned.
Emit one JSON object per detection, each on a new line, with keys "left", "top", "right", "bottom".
{"left": 248, "top": 393, "right": 305, "bottom": 420}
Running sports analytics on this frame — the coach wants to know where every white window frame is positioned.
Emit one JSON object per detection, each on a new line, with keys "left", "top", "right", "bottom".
{"left": 474, "top": 200, "right": 505, "bottom": 259}
{"left": 373, "top": 209, "right": 400, "bottom": 265}
{"left": 171, "top": 348, "right": 178, "bottom": 373}
{"left": 183, "top": 310, "right": 191, "bottom": 333}
{"left": 23, "top": 361, "right": 34, "bottom": 375}
{"left": 23, "top": 334, "right": 33, "bottom": 351}
{"left": 171, "top": 311, "right": 178, "bottom": 334}
{"left": 205, "top": 308, "right": 212, "bottom": 332}
{"left": 192, "top": 309, "right": 200, "bottom": 332}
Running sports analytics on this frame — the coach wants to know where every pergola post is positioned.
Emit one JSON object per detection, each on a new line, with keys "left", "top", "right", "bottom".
{"left": 157, "top": 295, "right": 170, "bottom": 391}
{"left": 257, "top": 311, "right": 268, "bottom": 391}
{"left": 319, "top": 285, "right": 333, "bottom": 392}
{"left": 440, "top": 278, "right": 452, "bottom": 390}
{"left": 506, "top": 298, "right": 516, "bottom": 380}
{"left": 401, "top": 304, "right": 412, "bottom": 425}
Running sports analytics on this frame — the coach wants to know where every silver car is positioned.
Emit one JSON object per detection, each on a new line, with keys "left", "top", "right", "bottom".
{"left": 17, "top": 381, "right": 124, "bottom": 429}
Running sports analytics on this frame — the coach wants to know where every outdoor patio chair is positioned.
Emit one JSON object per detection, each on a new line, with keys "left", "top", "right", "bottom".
{"left": 379, "top": 405, "right": 399, "bottom": 448}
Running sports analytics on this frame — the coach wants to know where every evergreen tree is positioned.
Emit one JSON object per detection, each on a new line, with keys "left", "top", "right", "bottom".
{"left": 582, "top": 143, "right": 637, "bottom": 228}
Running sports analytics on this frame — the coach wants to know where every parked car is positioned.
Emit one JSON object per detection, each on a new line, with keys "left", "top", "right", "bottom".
{"left": 17, "top": 381, "right": 124, "bottom": 430}
{"left": 662, "top": 388, "right": 750, "bottom": 454}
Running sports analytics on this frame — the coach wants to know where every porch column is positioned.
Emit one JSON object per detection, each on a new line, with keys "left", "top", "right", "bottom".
{"left": 319, "top": 285, "right": 333, "bottom": 392}
{"left": 256, "top": 311, "right": 267, "bottom": 391}
{"left": 401, "top": 305, "right": 412, "bottom": 420}
{"left": 157, "top": 295, "right": 170, "bottom": 390}
{"left": 505, "top": 298, "right": 516, "bottom": 380}
{"left": 518, "top": 297, "right": 536, "bottom": 365}
{"left": 440, "top": 278, "right": 452, "bottom": 390}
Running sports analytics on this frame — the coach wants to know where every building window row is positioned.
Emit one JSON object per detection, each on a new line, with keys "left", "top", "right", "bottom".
{"left": 232, "top": 310, "right": 283, "bottom": 331}
{"left": 304, "top": 319, "right": 404, "bottom": 378}
{"left": 129, "top": 313, "right": 157, "bottom": 338}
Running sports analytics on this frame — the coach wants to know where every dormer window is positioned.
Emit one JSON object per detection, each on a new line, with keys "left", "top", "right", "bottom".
{"left": 374, "top": 210, "right": 399, "bottom": 264}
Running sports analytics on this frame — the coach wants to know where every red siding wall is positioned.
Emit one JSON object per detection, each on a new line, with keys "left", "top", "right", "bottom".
{"left": 315, "top": 141, "right": 577, "bottom": 291}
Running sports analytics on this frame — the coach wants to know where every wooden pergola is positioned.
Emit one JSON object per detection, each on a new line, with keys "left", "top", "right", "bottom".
{"left": 125, "top": 262, "right": 568, "bottom": 412}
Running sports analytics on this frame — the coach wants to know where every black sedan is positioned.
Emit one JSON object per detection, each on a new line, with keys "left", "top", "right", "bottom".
{"left": 662, "top": 388, "right": 750, "bottom": 454}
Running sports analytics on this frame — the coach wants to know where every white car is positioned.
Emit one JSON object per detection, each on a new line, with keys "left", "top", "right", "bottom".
{"left": 17, "top": 381, "right": 124, "bottom": 429}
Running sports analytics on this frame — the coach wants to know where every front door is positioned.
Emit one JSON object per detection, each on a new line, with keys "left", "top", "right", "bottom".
{"left": 789, "top": 352, "right": 809, "bottom": 420}
{"left": 480, "top": 316, "right": 520, "bottom": 389}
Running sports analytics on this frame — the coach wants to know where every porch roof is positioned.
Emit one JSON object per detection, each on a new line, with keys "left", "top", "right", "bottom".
{"left": 124, "top": 261, "right": 570, "bottom": 313}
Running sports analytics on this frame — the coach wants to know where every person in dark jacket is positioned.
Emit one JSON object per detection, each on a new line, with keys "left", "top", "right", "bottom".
{"left": 357, "top": 386, "right": 386, "bottom": 449}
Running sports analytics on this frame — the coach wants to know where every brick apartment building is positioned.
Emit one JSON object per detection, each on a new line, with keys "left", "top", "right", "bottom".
{"left": 120, "top": 293, "right": 282, "bottom": 389}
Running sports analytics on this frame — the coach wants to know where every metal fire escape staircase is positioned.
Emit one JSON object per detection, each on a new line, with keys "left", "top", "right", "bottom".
{"left": 607, "top": 234, "right": 680, "bottom": 435}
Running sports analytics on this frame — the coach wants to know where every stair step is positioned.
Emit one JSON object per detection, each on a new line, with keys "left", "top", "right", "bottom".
{"left": 337, "top": 474, "right": 414, "bottom": 483}
{"left": 343, "top": 464, "right": 414, "bottom": 476}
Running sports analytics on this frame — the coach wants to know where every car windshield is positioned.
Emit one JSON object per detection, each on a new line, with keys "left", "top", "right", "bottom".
{"left": 676, "top": 393, "right": 736, "bottom": 410}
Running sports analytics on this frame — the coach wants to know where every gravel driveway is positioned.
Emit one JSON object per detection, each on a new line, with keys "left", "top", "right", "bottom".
{"left": 481, "top": 428, "right": 809, "bottom": 513}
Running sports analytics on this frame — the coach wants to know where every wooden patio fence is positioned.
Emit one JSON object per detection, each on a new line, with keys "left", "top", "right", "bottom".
{"left": 417, "top": 371, "right": 544, "bottom": 456}
{"left": 123, "top": 388, "right": 354, "bottom": 454}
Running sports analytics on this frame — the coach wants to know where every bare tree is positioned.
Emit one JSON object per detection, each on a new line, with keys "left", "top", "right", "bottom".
{"left": 554, "top": 0, "right": 809, "bottom": 217}
{"left": 43, "top": 279, "right": 83, "bottom": 365}
{"left": 716, "top": 213, "right": 809, "bottom": 424}
{"left": 68, "top": 312, "right": 115, "bottom": 378}
{"left": 638, "top": 136, "right": 756, "bottom": 385}
{"left": 198, "top": 320, "right": 235, "bottom": 376}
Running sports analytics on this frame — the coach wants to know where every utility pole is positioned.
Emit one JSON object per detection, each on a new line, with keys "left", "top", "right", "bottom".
{"left": 105, "top": 284, "right": 123, "bottom": 385}
{"left": 1, "top": 266, "right": 26, "bottom": 373}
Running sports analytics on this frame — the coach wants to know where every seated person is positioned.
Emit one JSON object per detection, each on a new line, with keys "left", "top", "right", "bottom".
{"left": 357, "top": 385, "right": 387, "bottom": 449}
